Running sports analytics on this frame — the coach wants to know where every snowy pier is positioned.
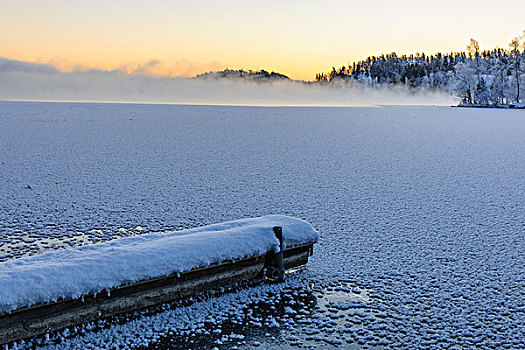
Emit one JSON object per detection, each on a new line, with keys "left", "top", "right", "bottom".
{"left": 0, "top": 216, "right": 318, "bottom": 345}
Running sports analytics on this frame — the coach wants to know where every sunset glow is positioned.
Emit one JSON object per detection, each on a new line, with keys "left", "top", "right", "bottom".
{"left": 2, "top": 0, "right": 525, "bottom": 80}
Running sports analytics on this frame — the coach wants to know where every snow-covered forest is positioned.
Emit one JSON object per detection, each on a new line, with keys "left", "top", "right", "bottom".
{"left": 315, "top": 31, "right": 525, "bottom": 107}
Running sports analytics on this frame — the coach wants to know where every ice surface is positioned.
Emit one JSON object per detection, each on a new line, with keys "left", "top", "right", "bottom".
{"left": 0, "top": 102, "right": 524, "bottom": 349}
{"left": 0, "top": 215, "right": 318, "bottom": 312}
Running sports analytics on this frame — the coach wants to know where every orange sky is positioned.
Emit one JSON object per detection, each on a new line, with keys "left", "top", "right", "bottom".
{"left": 1, "top": 0, "right": 524, "bottom": 80}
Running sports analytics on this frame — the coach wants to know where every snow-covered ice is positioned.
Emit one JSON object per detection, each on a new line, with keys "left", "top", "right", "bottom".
{"left": 0, "top": 215, "right": 318, "bottom": 313}
{"left": 0, "top": 102, "right": 524, "bottom": 349}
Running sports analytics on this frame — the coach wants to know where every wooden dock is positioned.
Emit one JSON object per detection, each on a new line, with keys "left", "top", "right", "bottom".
{"left": 0, "top": 242, "right": 314, "bottom": 345}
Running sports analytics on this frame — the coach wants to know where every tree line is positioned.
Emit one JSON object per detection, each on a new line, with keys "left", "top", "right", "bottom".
{"left": 196, "top": 69, "right": 290, "bottom": 81}
{"left": 315, "top": 31, "right": 525, "bottom": 106}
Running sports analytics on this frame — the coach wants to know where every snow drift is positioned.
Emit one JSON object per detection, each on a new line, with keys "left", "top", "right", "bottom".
{"left": 0, "top": 215, "right": 318, "bottom": 313}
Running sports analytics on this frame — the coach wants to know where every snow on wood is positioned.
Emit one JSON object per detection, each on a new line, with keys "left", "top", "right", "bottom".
{"left": 0, "top": 215, "right": 318, "bottom": 313}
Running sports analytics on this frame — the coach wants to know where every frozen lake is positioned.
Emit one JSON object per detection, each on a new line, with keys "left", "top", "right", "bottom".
{"left": 1, "top": 102, "right": 524, "bottom": 349}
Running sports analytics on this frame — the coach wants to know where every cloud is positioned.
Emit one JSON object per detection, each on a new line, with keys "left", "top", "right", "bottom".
{"left": 0, "top": 58, "right": 59, "bottom": 74}
{"left": 38, "top": 57, "right": 225, "bottom": 78}
{"left": 0, "top": 57, "right": 453, "bottom": 106}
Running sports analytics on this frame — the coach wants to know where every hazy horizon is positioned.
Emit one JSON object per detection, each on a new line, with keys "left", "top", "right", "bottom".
{"left": 2, "top": 1, "right": 524, "bottom": 81}
{"left": 0, "top": 57, "right": 454, "bottom": 107}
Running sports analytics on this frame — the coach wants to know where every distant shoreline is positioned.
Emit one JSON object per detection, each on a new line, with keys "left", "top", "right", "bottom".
{"left": 454, "top": 103, "right": 525, "bottom": 109}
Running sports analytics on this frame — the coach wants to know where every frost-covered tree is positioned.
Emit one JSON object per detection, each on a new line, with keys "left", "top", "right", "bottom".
{"left": 445, "top": 32, "right": 524, "bottom": 105}
{"left": 488, "top": 51, "right": 508, "bottom": 105}
{"left": 449, "top": 61, "right": 476, "bottom": 104}
{"left": 467, "top": 39, "right": 482, "bottom": 80}
{"left": 508, "top": 32, "right": 525, "bottom": 103}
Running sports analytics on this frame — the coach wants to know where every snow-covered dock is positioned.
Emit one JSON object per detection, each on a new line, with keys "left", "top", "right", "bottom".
{"left": 0, "top": 215, "right": 318, "bottom": 345}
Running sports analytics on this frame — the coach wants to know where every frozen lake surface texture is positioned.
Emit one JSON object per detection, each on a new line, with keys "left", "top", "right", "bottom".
{"left": 0, "top": 102, "right": 524, "bottom": 349}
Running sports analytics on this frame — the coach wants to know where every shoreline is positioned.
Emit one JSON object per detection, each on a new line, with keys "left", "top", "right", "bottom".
{"left": 454, "top": 103, "right": 525, "bottom": 109}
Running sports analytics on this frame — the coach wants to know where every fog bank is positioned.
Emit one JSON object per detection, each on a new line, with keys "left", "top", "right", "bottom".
{"left": 0, "top": 58, "right": 453, "bottom": 107}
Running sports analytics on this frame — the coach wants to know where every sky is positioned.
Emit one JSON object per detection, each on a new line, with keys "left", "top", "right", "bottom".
{"left": 1, "top": 0, "right": 524, "bottom": 80}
